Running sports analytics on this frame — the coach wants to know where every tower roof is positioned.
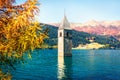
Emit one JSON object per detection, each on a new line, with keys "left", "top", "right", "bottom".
{"left": 59, "top": 14, "right": 71, "bottom": 30}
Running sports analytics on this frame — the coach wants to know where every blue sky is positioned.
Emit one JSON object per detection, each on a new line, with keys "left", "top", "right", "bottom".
{"left": 17, "top": 0, "right": 120, "bottom": 23}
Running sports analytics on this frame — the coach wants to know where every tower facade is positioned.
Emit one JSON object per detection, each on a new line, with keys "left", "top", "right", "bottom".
{"left": 58, "top": 15, "right": 72, "bottom": 57}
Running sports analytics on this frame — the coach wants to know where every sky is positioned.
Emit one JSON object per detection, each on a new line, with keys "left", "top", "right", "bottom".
{"left": 17, "top": 0, "right": 120, "bottom": 23}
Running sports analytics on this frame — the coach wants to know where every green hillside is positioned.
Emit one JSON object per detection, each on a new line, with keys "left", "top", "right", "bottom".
{"left": 41, "top": 24, "right": 120, "bottom": 49}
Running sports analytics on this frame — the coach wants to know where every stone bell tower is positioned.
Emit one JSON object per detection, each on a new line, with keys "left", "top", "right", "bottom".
{"left": 58, "top": 14, "right": 72, "bottom": 57}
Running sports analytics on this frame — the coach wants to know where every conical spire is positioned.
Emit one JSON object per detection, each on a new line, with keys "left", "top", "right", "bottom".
{"left": 59, "top": 12, "right": 71, "bottom": 30}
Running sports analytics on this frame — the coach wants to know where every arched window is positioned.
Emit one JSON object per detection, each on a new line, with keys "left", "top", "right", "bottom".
{"left": 60, "top": 32, "right": 62, "bottom": 37}
{"left": 66, "top": 32, "right": 69, "bottom": 37}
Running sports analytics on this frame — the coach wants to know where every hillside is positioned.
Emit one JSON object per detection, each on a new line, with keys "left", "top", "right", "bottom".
{"left": 41, "top": 24, "right": 120, "bottom": 49}
{"left": 49, "top": 20, "right": 120, "bottom": 40}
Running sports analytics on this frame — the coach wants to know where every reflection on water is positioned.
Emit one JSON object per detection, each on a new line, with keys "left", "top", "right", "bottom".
{"left": 11, "top": 49, "right": 120, "bottom": 80}
{"left": 58, "top": 56, "right": 65, "bottom": 79}
{"left": 57, "top": 56, "right": 72, "bottom": 79}
{"left": 88, "top": 50, "right": 95, "bottom": 64}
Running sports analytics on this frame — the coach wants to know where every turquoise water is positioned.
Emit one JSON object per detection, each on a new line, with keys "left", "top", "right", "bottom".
{"left": 12, "top": 49, "right": 120, "bottom": 80}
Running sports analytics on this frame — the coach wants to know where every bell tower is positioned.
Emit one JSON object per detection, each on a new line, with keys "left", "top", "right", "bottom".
{"left": 58, "top": 13, "right": 72, "bottom": 57}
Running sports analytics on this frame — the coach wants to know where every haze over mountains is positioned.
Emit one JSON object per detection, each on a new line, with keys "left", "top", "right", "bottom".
{"left": 49, "top": 20, "right": 120, "bottom": 40}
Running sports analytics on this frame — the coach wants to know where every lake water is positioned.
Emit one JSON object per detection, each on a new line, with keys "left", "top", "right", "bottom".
{"left": 12, "top": 49, "right": 120, "bottom": 80}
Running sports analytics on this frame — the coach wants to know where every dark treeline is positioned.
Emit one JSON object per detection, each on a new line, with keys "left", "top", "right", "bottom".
{"left": 41, "top": 24, "right": 120, "bottom": 49}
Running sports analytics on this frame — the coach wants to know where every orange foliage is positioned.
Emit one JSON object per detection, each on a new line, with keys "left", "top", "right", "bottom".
{"left": 0, "top": 69, "right": 12, "bottom": 80}
{"left": 0, "top": 0, "right": 47, "bottom": 79}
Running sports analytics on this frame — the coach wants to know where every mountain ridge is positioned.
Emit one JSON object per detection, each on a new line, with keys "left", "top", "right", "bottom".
{"left": 48, "top": 20, "right": 120, "bottom": 40}
{"left": 41, "top": 23, "right": 120, "bottom": 49}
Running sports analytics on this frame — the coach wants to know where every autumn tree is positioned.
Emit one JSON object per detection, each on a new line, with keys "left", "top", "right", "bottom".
{"left": 0, "top": 0, "right": 47, "bottom": 79}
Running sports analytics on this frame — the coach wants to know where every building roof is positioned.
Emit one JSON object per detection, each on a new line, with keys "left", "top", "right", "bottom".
{"left": 59, "top": 14, "right": 71, "bottom": 30}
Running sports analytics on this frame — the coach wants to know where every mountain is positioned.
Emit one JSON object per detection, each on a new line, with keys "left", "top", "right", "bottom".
{"left": 41, "top": 24, "right": 120, "bottom": 49}
{"left": 49, "top": 20, "right": 120, "bottom": 40}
